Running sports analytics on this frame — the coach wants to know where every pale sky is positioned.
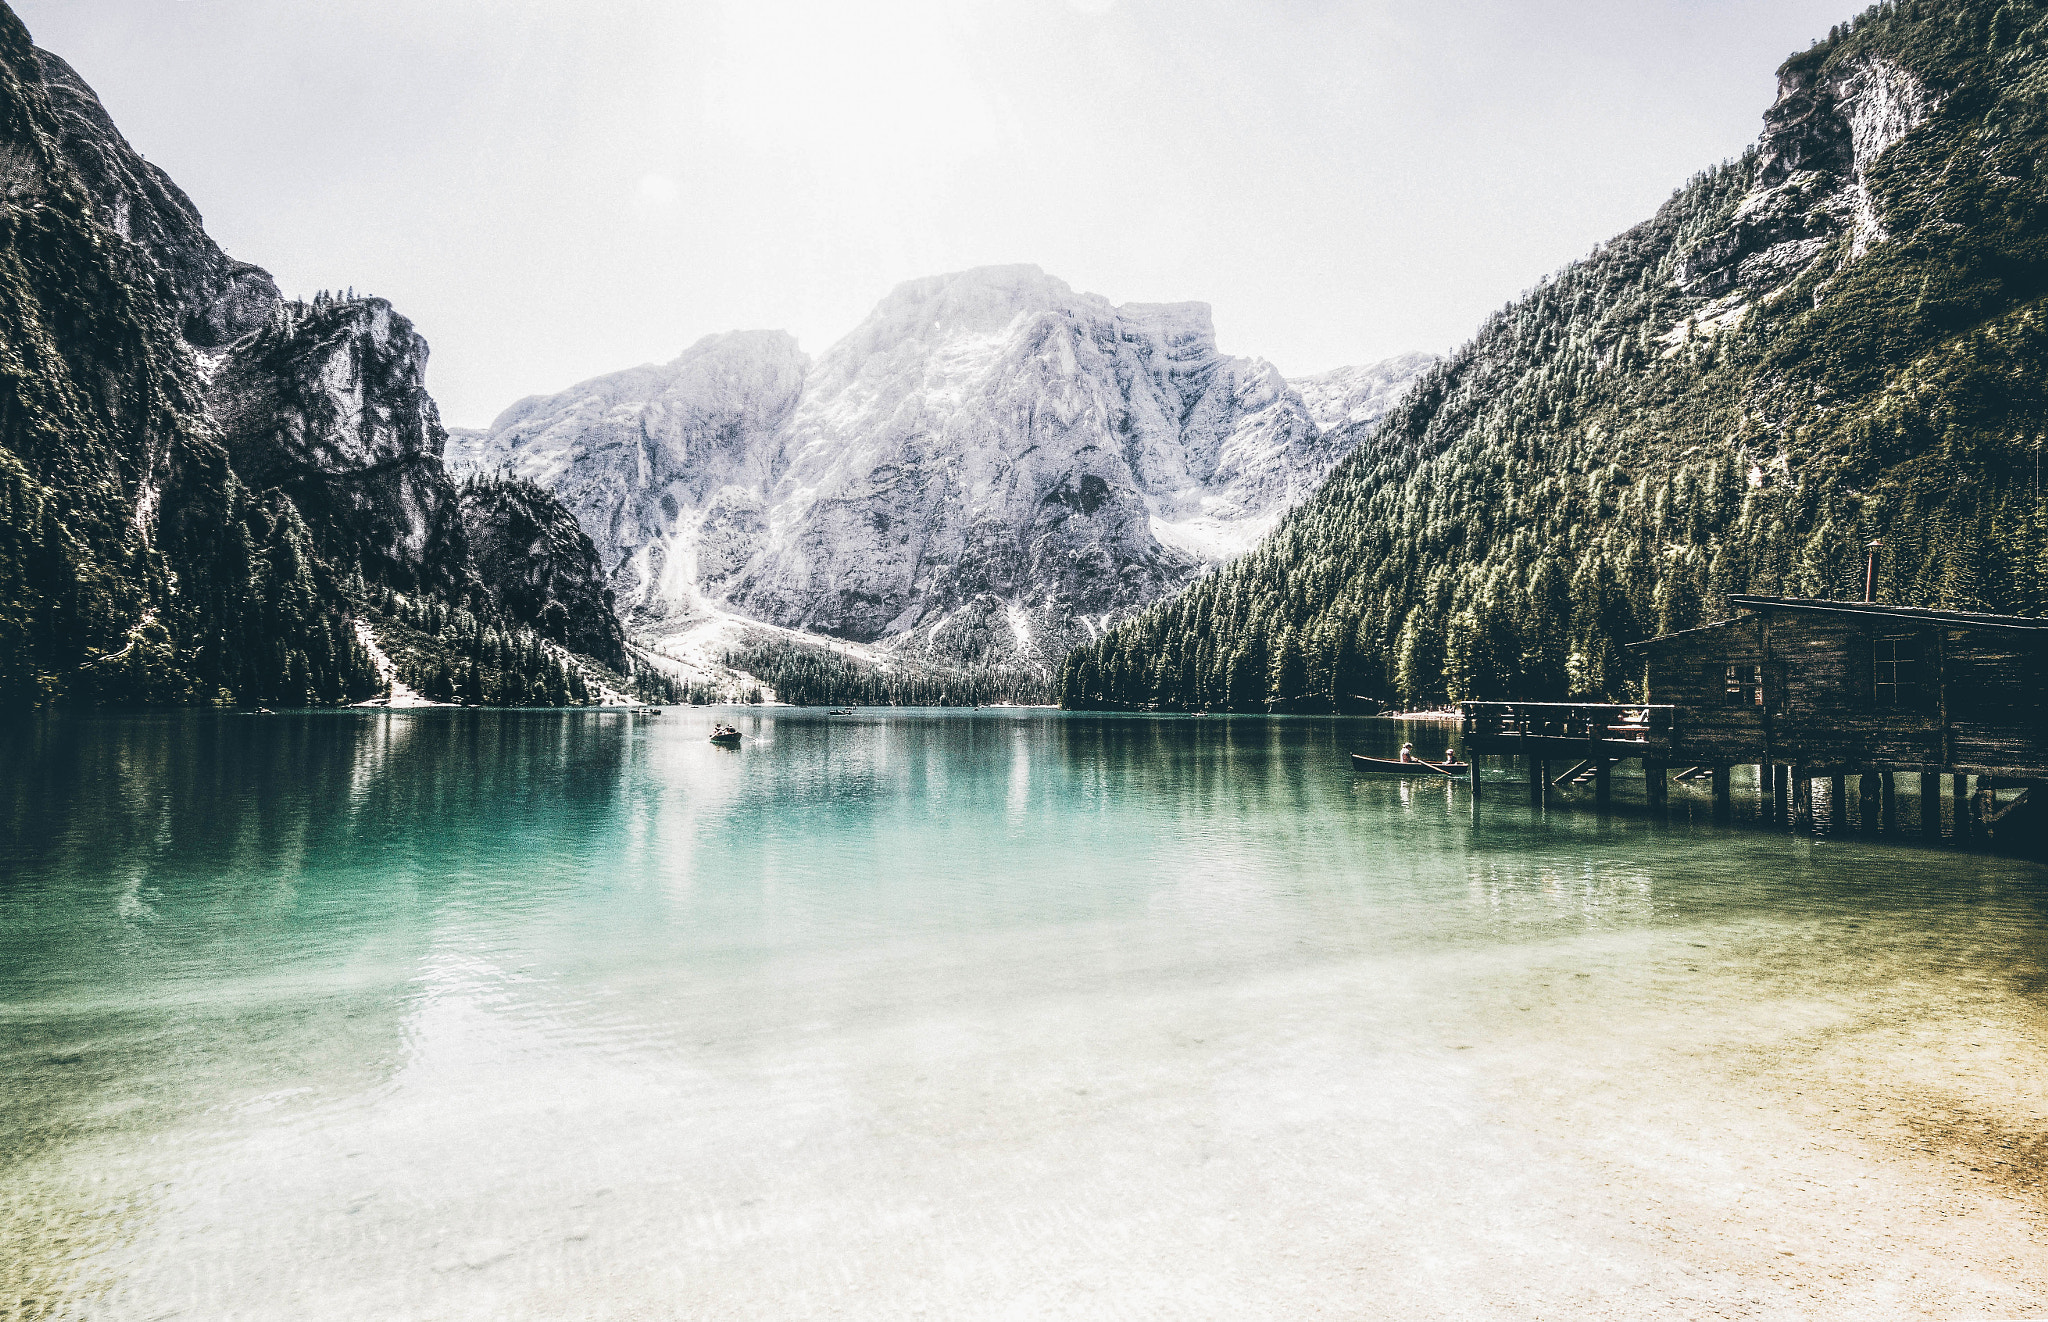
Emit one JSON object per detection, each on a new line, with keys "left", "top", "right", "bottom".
{"left": 20, "top": 0, "right": 1853, "bottom": 427}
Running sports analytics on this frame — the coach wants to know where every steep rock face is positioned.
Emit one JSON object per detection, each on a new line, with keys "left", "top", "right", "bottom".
{"left": 204, "top": 296, "right": 473, "bottom": 597}
{"left": 1680, "top": 52, "right": 1933, "bottom": 298}
{"left": 457, "top": 264, "right": 1432, "bottom": 666}
{"left": 32, "top": 50, "right": 278, "bottom": 347}
{"left": 0, "top": 2, "right": 630, "bottom": 705}
{"left": 0, "top": 3, "right": 378, "bottom": 705}
{"left": 458, "top": 474, "right": 626, "bottom": 668}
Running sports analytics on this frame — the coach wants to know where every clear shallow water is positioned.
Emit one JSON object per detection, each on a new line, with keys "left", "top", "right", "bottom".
{"left": 3, "top": 709, "right": 2046, "bottom": 1320}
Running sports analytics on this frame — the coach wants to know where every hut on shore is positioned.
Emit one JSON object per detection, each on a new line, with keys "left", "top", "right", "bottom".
{"left": 1459, "top": 595, "right": 2047, "bottom": 840}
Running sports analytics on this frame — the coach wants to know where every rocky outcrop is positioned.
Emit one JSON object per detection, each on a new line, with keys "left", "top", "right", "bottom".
{"left": 458, "top": 474, "right": 627, "bottom": 668}
{"left": 454, "top": 265, "right": 1433, "bottom": 667}
{"left": 204, "top": 296, "right": 474, "bottom": 596}
{"left": 1680, "top": 52, "right": 1934, "bottom": 297}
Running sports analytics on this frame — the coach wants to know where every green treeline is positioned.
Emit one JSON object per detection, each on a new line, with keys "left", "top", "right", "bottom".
{"left": 724, "top": 636, "right": 1049, "bottom": 707}
{"left": 1062, "top": 0, "right": 2048, "bottom": 713}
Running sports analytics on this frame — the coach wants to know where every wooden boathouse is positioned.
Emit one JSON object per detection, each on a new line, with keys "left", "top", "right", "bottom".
{"left": 1458, "top": 596, "right": 2047, "bottom": 843}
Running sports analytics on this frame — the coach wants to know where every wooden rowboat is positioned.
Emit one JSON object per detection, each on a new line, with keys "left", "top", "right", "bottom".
{"left": 710, "top": 727, "right": 742, "bottom": 746}
{"left": 1350, "top": 752, "right": 1468, "bottom": 776}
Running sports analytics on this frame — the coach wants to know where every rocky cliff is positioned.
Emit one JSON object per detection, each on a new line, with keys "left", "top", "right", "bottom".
{"left": 452, "top": 265, "right": 1431, "bottom": 667}
{"left": 0, "top": 2, "right": 629, "bottom": 706}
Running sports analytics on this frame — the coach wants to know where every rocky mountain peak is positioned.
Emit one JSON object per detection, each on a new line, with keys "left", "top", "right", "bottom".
{"left": 455, "top": 265, "right": 1435, "bottom": 669}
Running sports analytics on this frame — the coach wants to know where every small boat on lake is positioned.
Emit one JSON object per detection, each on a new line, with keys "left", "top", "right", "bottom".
{"left": 826, "top": 708, "right": 853, "bottom": 716}
{"left": 1350, "top": 752, "right": 1468, "bottom": 776}
{"left": 636, "top": 706, "right": 662, "bottom": 715}
{"left": 710, "top": 724, "right": 742, "bottom": 746}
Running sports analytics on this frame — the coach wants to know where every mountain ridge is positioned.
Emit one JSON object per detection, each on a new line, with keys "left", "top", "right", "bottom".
{"left": 450, "top": 263, "right": 1433, "bottom": 673}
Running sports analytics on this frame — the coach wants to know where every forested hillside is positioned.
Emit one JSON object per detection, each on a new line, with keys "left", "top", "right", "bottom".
{"left": 1062, "top": 0, "right": 2048, "bottom": 712}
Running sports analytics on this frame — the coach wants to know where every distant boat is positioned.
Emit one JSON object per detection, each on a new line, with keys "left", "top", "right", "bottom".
{"left": 1350, "top": 752, "right": 1467, "bottom": 776}
{"left": 826, "top": 708, "right": 853, "bottom": 716}
{"left": 710, "top": 725, "right": 742, "bottom": 746}
{"left": 636, "top": 706, "right": 662, "bottom": 715}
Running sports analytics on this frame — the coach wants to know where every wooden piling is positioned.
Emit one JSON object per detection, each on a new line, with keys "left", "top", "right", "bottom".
{"left": 1711, "top": 765, "right": 1731, "bottom": 819}
{"left": 1860, "top": 770, "right": 1881, "bottom": 833}
{"left": 1920, "top": 771, "right": 1940, "bottom": 838}
{"left": 1954, "top": 772, "right": 1970, "bottom": 842}
{"left": 1529, "top": 757, "right": 1546, "bottom": 804}
{"left": 1594, "top": 760, "right": 1611, "bottom": 810}
{"left": 1792, "top": 768, "right": 1812, "bottom": 831}
{"left": 1469, "top": 755, "right": 1482, "bottom": 800}
{"left": 1881, "top": 769, "right": 1898, "bottom": 833}
{"left": 1773, "top": 764, "right": 1790, "bottom": 825}
{"left": 1830, "top": 774, "right": 1847, "bottom": 830}
{"left": 1645, "top": 761, "right": 1668, "bottom": 809}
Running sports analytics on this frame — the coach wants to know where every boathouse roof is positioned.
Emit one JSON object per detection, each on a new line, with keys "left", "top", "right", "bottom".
{"left": 1629, "top": 596, "right": 2048, "bottom": 652}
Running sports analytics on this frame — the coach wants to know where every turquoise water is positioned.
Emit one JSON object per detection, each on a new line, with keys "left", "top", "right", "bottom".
{"left": 4, "top": 709, "right": 2046, "bottom": 1319}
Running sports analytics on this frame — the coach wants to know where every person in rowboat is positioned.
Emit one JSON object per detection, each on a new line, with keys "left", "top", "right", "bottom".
{"left": 1400, "top": 742, "right": 1414, "bottom": 763}
{"left": 1445, "top": 747, "right": 1457, "bottom": 765}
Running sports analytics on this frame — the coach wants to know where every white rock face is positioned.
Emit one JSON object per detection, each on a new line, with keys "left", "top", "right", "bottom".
{"left": 451, "top": 265, "right": 1431, "bottom": 667}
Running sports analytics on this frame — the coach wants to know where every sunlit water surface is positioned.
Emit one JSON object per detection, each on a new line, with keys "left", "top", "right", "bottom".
{"left": 3, "top": 710, "right": 2046, "bottom": 1320}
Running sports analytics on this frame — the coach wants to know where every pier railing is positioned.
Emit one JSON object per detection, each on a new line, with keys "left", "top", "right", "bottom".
{"left": 1460, "top": 702, "right": 1678, "bottom": 757}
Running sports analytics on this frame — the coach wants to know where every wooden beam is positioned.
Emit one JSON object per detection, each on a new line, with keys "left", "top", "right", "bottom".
{"left": 1954, "top": 772, "right": 1971, "bottom": 843}
{"left": 1830, "top": 774, "right": 1847, "bottom": 831}
{"left": 1712, "top": 765, "right": 1732, "bottom": 819}
{"left": 1646, "top": 761, "right": 1668, "bottom": 808}
{"left": 1793, "top": 768, "right": 1812, "bottom": 830}
{"left": 1881, "top": 769, "right": 1898, "bottom": 834}
{"left": 1529, "top": 756, "right": 1545, "bottom": 803}
{"left": 1552, "top": 759, "right": 1592, "bottom": 787}
{"left": 1920, "top": 771, "right": 1940, "bottom": 838}
{"left": 1594, "top": 759, "right": 1612, "bottom": 810}
{"left": 1861, "top": 770, "right": 1881, "bottom": 833}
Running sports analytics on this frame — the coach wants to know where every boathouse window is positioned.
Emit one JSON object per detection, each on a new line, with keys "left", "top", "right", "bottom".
{"left": 1873, "top": 634, "right": 1931, "bottom": 710}
{"left": 1722, "top": 664, "right": 1765, "bottom": 707}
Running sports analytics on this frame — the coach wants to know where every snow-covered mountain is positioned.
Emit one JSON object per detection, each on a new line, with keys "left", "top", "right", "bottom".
{"left": 449, "top": 265, "right": 1431, "bottom": 668}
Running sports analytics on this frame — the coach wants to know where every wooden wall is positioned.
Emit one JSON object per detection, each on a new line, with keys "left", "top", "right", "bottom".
{"left": 1638, "top": 610, "right": 2048, "bottom": 775}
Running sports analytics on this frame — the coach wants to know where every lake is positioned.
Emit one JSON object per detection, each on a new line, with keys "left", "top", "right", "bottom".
{"left": 4, "top": 709, "right": 2045, "bottom": 1319}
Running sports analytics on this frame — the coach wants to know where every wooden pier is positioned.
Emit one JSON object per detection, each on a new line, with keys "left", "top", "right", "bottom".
{"left": 1457, "top": 597, "right": 2047, "bottom": 846}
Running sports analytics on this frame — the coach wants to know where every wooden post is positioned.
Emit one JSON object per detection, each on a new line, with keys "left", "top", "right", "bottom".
{"left": 1756, "top": 763, "right": 1771, "bottom": 816}
{"left": 1469, "top": 754, "right": 1482, "bottom": 801}
{"left": 1954, "top": 772, "right": 1970, "bottom": 842}
{"left": 1881, "top": 769, "right": 1898, "bottom": 833}
{"left": 1920, "top": 771, "right": 1939, "bottom": 838}
{"left": 1792, "top": 767, "right": 1812, "bottom": 831}
{"left": 1860, "top": 770, "right": 1881, "bottom": 833}
{"left": 1529, "top": 757, "right": 1545, "bottom": 804}
{"left": 1712, "top": 765, "right": 1731, "bottom": 819}
{"left": 1594, "top": 760, "right": 1612, "bottom": 810}
{"left": 1645, "top": 761, "right": 1667, "bottom": 809}
{"left": 1773, "top": 764, "right": 1790, "bottom": 825}
{"left": 1972, "top": 776, "right": 1993, "bottom": 840}
{"left": 1830, "top": 774, "right": 1847, "bottom": 830}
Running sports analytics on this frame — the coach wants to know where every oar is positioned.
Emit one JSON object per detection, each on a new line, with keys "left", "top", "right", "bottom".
{"left": 1413, "top": 755, "right": 1460, "bottom": 778}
